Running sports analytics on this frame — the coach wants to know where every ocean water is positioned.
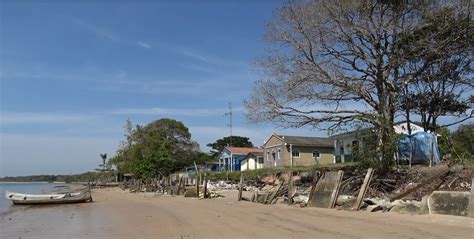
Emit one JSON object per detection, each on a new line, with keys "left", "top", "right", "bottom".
{"left": 0, "top": 183, "right": 62, "bottom": 215}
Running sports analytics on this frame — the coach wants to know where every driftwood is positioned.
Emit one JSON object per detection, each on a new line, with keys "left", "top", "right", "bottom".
{"left": 271, "top": 187, "right": 288, "bottom": 204}
{"left": 203, "top": 174, "right": 208, "bottom": 199}
{"left": 176, "top": 177, "right": 182, "bottom": 195}
{"left": 238, "top": 173, "right": 244, "bottom": 201}
{"left": 287, "top": 170, "right": 294, "bottom": 205}
{"left": 468, "top": 178, "right": 474, "bottom": 218}
{"left": 307, "top": 172, "right": 321, "bottom": 203}
{"left": 267, "top": 180, "right": 284, "bottom": 204}
{"left": 195, "top": 174, "right": 200, "bottom": 198}
{"left": 262, "top": 193, "right": 269, "bottom": 204}
{"left": 329, "top": 171, "right": 344, "bottom": 208}
{"left": 251, "top": 193, "right": 256, "bottom": 202}
{"left": 353, "top": 168, "right": 374, "bottom": 211}
{"left": 390, "top": 168, "right": 450, "bottom": 202}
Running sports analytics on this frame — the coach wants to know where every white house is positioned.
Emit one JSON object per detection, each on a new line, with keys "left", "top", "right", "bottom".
{"left": 240, "top": 151, "right": 264, "bottom": 171}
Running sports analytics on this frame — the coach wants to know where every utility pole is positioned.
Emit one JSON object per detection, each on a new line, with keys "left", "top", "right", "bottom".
{"left": 224, "top": 102, "right": 233, "bottom": 172}
{"left": 225, "top": 102, "right": 233, "bottom": 147}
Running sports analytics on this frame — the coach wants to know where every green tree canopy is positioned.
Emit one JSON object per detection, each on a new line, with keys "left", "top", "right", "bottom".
{"left": 397, "top": 7, "right": 473, "bottom": 132}
{"left": 207, "top": 136, "right": 254, "bottom": 156}
{"left": 109, "top": 118, "right": 201, "bottom": 178}
{"left": 451, "top": 124, "right": 474, "bottom": 160}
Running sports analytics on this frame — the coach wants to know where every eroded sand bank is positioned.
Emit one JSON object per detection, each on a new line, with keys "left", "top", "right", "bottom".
{"left": 1, "top": 188, "right": 473, "bottom": 238}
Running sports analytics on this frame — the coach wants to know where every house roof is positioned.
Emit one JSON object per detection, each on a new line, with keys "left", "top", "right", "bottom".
{"left": 246, "top": 152, "right": 264, "bottom": 157}
{"left": 278, "top": 135, "right": 334, "bottom": 147}
{"left": 330, "top": 122, "right": 425, "bottom": 138}
{"left": 224, "top": 147, "right": 263, "bottom": 155}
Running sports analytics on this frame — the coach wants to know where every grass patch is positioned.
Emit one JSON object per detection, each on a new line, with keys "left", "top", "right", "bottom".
{"left": 206, "top": 162, "right": 359, "bottom": 182}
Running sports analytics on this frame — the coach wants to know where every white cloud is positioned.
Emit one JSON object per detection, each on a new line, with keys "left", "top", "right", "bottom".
{"left": 0, "top": 133, "right": 119, "bottom": 176}
{"left": 137, "top": 41, "right": 151, "bottom": 49}
{"left": 178, "top": 48, "right": 247, "bottom": 69}
{"left": 180, "top": 49, "right": 211, "bottom": 63}
{"left": 189, "top": 126, "right": 273, "bottom": 150}
{"left": 188, "top": 125, "right": 326, "bottom": 150}
{"left": 0, "top": 112, "right": 91, "bottom": 125}
{"left": 72, "top": 18, "right": 120, "bottom": 42}
{"left": 182, "top": 64, "right": 216, "bottom": 74}
{"left": 109, "top": 107, "right": 243, "bottom": 117}
{"left": 94, "top": 76, "right": 245, "bottom": 96}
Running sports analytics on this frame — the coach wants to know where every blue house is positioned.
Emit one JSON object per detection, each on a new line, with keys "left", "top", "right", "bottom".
{"left": 217, "top": 147, "right": 263, "bottom": 172}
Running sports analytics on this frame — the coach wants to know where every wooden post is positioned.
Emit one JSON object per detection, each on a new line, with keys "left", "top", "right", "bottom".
{"left": 203, "top": 173, "right": 208, "bottom": 199}
{"left": 329, "top": 171, "right": 344, "bottom": 208}
{"left": 287, "top": 170, "right": 293, "bottom": 205}
{"left": 409, "top": 137, "right": 413, "bottom": 168}
{"left": 468, "top": 178, "right": 474, "bottom": 218}
{"left": 307, "top": 172, "right": 321, "bottom": 203}
{"left": 176, "top": 177, "right": 182, "bottom": 195}
{"left": 262, "top": 193, "right": 269, "bottom": 204}
{"left": 429, "top": 136, "right": 434, "bottom": 167}
{"left": 267, "top": 179, "right": 284, "bottom": 204}
{"left": 238, "top": 173, "right": 244, "bottom": 201}
{"left": 181, "top": 177, "right": 186, "bottom": 194}
{"left": 196, "top": 175, "right": 200, "bottom": 198}
{"left": 164, "top": 177, "right": 167, "bottom": 194}
{"left": 353, "top": 168, "right": 374, "bottom": 211}
{"left": 390, "top": 167, "right": 449, "bottom": 202}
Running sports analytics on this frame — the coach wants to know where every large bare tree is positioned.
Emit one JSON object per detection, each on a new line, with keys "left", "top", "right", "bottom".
{"left": 245, "top": 0, "right": 466, "bottom": 170}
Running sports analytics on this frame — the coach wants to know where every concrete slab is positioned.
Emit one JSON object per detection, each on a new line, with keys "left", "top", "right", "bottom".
{"left": 308, "top": 171, "right": 343, "bottom": 208}
{"left": 390, "top": 201, "right": 421, "bottom": 214}
{"left": 427, "top": 191, "right": 470, "bottom": 217}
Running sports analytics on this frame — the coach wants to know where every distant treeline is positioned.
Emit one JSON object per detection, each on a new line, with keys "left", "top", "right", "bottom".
{"left": 0, "top": 172, "right": 100, "bottom": 183}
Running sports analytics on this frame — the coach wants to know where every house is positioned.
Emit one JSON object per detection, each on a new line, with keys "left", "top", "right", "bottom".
{"left": 185, "top": 162, "right": 221, "bottom": 175}
{"left": 263, "top": 135, "right": 334, "bottom": 168}
{"left": 332, "top": 121, "right": 430, "bottom": 163}
{"left": 240, "top": 152, "right": 264, "bottom": 171}
{"left": 217, "top": 147, "right": 264, "bottom": 172}
{"left": 394, "top": 121, "right": 425, "bottom": 135}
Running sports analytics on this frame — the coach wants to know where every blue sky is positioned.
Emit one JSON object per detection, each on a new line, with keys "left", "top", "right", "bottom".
{"left": 2, "top": 1, "right": 469, "bottom": 177}
{"left": 0, "top": 0, "right": 327, "bottom": 176}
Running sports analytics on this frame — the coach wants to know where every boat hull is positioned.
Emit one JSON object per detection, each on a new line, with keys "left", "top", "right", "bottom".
{"left": 7, "top": 188, "right": 92, "bottom": 205}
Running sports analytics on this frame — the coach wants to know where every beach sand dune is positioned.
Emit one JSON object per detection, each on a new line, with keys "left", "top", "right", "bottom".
{"left": 1, "top": 188, "right": 473, "bottom": 238}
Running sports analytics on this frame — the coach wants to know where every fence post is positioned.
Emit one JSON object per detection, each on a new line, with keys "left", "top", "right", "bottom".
{"left": 196, "top": 174, "right": 200, "bottom": 198}
{"left": 288, "top": 170, "right": 293, "bottom": 205}
{"left": 203, "top": 173, "right": 208, "bottom": 199}
{"left": 238, "top": 173, "right": 244, "bottom": 201}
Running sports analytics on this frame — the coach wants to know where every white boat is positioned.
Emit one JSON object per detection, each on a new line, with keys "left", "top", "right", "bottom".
{"left": 5, "top": 186, "right": 92, "bottom": 205}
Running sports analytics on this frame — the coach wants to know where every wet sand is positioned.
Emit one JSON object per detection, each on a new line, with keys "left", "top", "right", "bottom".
{"left": 1, "top": 187, "right": 473, "bottom": 238}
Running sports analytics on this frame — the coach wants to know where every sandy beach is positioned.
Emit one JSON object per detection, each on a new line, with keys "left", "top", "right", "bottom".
{"left": 1, "top": 188, "right": 473, "bottom": 239}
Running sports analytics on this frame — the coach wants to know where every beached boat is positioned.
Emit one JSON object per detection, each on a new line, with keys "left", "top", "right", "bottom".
{"left": 5, "top": 186, "right": 92, "bottom": 205}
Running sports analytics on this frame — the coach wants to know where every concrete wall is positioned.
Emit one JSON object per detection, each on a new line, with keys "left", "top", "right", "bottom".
{"left": 263, "top": 136, "right": 285, "bottom": 168}
{"left": 218, "top": 150, "right": 246, "bottom": 171}
{"left": 289, "top": 146, "right": 334, "bottom": 167}
{"left": 241, "top": 157, "right": 263, "bottom": 171}
{"left": 333, "top": 134, "right": 357, "bottom": 163}
{"left": 263, "top": 135, "right": 335, "bottom": 168}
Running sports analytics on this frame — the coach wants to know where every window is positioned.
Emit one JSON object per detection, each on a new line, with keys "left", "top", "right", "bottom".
{"left": 292, "top": 149, "right": 300, "bottom": 158}
{"left": 313, "top": 150, "right": 320, "bottom": 158}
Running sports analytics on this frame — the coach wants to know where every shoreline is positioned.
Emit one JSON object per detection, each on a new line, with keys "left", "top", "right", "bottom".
{"left": 1, "top": 187, "right": 473, "bottom": 238}
{"left": 0, "top": 182, "right": 50, "bottom": 184}
{"left": 0, "top": 183, "right": 86, "bottom": 218}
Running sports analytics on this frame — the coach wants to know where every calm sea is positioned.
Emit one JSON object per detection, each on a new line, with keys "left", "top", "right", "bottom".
{"left": 0, "top": 182, "right": 63, "bottom": 215}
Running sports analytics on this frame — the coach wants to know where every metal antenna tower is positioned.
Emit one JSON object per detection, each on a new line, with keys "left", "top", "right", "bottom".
{"left": 224, "top": 102, "right": 233, "bottom": 147}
